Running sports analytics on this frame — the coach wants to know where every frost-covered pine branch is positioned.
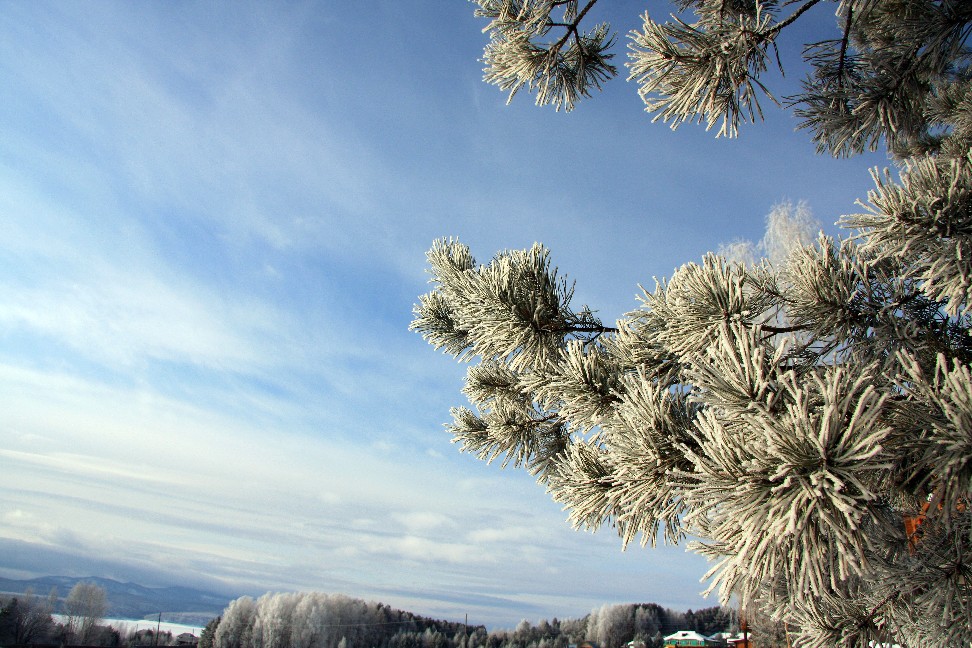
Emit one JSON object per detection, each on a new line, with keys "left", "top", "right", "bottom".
{"left": 419, "top": 2, "right": 972, "bottom": 645}
{"left": 473, "top": 0, "right": 972, "bottom": 158}
{"left": 413, "top": 176, "right": 972, "bottom": 644}
{"left": 474, "top": 0, "right": 618, "bottom": 111}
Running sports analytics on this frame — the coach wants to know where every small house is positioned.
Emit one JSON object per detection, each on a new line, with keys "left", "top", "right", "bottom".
{"left": 664, "top": 630, "right": 713, "bottom": 647}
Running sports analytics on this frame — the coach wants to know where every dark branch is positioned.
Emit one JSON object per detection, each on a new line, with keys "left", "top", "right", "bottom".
{"left": 547, "top": 0, "right": 600, "bottom": 63}
{"left": 836, "top": 6, "right": 854, "bottom": 93}
{"left": 761, "top": 324, "right": 809, "bottom": 335}
{"left": 768, "top": 0, "right": 824, "bottom": 37}
{"left": 553, "top": 323, "right": 619, "bottom": 335}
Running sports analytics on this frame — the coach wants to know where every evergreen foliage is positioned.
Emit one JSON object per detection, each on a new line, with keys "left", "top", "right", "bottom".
{"left": 413, "top": 1, "right": 971, "bottom": 646}
{"left": 200, "top": 617, "right": 221, "bottom": 648}
{"left": 472, "top": 0, "right": 972, "bottom": 160}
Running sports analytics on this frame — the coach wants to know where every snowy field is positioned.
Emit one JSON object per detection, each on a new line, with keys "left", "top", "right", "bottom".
{"left": 54, "top": 616, "right": 206, "bottom": 637}
{"left": 108, "top": 618, "right": 206, "bottom": 636}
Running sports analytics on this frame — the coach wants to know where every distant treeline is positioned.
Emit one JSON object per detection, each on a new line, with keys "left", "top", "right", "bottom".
{"left": 206, "top": 592, "right": 734, "bottom": 648}
{"left": 0, "top": 585, "right": 181, "bottom": 648}
{"left": 3, "top": 585, "right": 737, "bottom": 648}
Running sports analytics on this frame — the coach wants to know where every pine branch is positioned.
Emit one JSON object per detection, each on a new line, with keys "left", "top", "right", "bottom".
{"left": 836, "top": 6, "right": 853, "bottom": 94}
{"left": 546, "top": 0, "right": 601, "bottom": 71}
{"left": 552, "top": 323, "right": 619, "bottom": 335}
{"left": 767, "top": 0, "right": 824, "bottom": 38}
{"left": 761, "top": 323, "right": 809, "bottom": 335}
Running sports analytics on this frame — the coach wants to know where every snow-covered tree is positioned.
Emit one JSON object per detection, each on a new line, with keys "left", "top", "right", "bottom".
{"left": 213, "top": 592, "right": 475, "bottom": 648}
{"left": 412, "top": 2, "right": 971, "bottom": 646}
{"left": 291, "top": 592, "right": 328, "bottom": 648}
{"left": 252, "top": 593, "right": 299, "bottom": 648}
{"left": 214, "top": 597, "right": 257, "bottom": 648}
{"left": 589, "top": 603, "right": 634, "bottom": 648}
{"left": 719, "top": 201, "right": 820, "bottom": 268}
{"left": 473, "top": 0, "right": 972, "bottom": 159}
{"left": 64, "top": 582, "right": 109, "bottom": 644}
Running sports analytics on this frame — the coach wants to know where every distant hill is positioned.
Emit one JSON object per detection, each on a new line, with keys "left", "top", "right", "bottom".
{"left": 0, "top": 576, "right": 231, "bottom": 626}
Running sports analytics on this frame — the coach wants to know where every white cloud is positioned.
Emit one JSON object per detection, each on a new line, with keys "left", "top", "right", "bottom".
{"left": 466, "top": 525, "right": 548, "bottom": 545}
{"left": 1, "top": 3, "right": 389, "bottom": 257}
{"left": 392, "top": 511, "right": 455, "bottom": 533}
{"left": 379, "top": 535, "right": 489, "bottom": 566}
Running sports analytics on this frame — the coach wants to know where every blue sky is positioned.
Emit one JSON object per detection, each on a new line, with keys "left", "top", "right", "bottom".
{"left": 0, "top": 0, "right": 887, "bottom": 629}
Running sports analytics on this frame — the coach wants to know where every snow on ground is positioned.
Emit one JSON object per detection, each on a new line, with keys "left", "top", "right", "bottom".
{"left": 54, "top": 616, "right": 205, "bottom": 637}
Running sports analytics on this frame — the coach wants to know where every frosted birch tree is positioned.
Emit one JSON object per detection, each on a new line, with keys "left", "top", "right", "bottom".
{"left": 214, "top": 597, "right": 257, "bottom": 648}
{"left": 412, "top": 1, "right": 971, "bottom": 646}
{"left": 64, "top": 582, "right": 109, "bottom": 644}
